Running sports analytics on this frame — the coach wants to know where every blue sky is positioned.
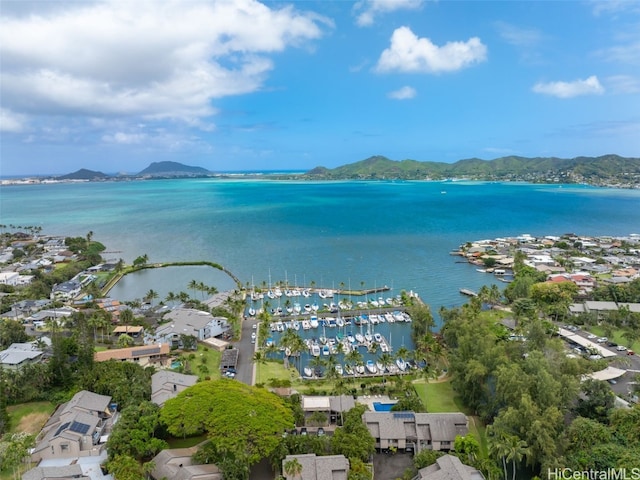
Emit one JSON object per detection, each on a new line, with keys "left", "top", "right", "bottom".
{"left": 1, "top": 0, "right": 639, "bottom": 176}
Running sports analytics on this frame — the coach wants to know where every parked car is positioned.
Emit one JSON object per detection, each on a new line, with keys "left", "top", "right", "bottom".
{"left": 597, "top": 337, "right": 608, "bottom": 343}
{"left": 317, "top": 427, "right": 325, "bottom": 436}
{"left": 617, "top": 345, "right": 627, "bottom": 351}
{"left": 628, "top": 350, "right": 635, "bottom": 356}
{"left": 608, "top": 342, "right": 618, "bottom": 347}
{"left": 587, "top": 334, "right": 597, "bottom": 339}
{"left": 300, "top": 427, "right": 308, "bottom": 436}
{"left": 251, "top": 332, "right": 256, "bottom": 340}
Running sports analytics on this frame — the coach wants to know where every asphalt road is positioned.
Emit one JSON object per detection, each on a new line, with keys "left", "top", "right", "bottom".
{"left": 232, "top": 316, "right": 258, "bottom": 385}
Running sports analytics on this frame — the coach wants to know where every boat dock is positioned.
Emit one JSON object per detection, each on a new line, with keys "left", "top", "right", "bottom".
{"left": 459, "top": 288, "right": 477, "bottom": 297}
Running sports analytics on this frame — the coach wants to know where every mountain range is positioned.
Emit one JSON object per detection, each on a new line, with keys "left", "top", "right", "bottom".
{"left": 54, "top": 155, "right": 640, "bottom": 187}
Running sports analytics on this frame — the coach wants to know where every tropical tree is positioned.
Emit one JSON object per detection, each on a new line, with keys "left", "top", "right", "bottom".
{"left": 283, "top": 457, "right": 303, "bottom": 479}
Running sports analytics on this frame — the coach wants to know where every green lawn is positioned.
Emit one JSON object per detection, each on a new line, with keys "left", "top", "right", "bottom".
{"left": 7, "top": 401, "right": 55, "bottom": 434}
{"left": 586, "top": 325, "right": 640, "bottom": 352}
{"left": 185, "top": 344, "right": 222, "bottom": 380}
{"left": 166, "top": 434, "right": 208, "bottom": 449}
{"left": 413, "top": 378, "right": 488, "bottom": 456}
{"left": 255, "top": 359, "right": 299, "bottom": 384}
{"left": 413, "top": 379, "right": 467, "bottom": 413}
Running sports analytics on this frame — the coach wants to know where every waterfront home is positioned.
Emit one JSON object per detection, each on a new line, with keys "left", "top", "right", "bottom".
{"left": 150, "top": 446, "right": 222, "bottom": 480}
{"left": 301, "top": 395, "right": 356, "bottom": 425}
{"left": 282, "top": 453, "right": 349, "bottom": 480}
{"left": 31, "top": 390, "right": 115, "bottom": 463}
{"left": 414, "top": 454, "right": 485, "bottom": 480}
{"left": 94, "top": 343, "right": 170, "bottom": 367}
{"left": 149, "top": 308, "right": 229, "bottom": 347}
{"left": 151, "top": 370, "right": 198, "bottom": 406}
{"left": 50, "top": 280, "right": 82, "bottom": 302}
{"left": 362, "top": 411, "right": 468, "bottom": 453}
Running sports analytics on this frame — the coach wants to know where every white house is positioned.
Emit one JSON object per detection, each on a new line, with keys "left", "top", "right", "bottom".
{"left": 149, "top": 308, "right": 229, "bottom": 347}
{"left": 0, "top": 271, "right": 20, "bottom": 286}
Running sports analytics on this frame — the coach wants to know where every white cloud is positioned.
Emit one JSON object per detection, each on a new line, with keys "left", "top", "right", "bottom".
{"left": 354, "top": 0, "right": 424, "bottom": 27}
{"left": 102, "top": 132, "right": 147, "bottom": 145}
{"left": 495, "top": 21, "right": 543, "bottom": 47}
{"left": 0, "top": 108, "right": 27, "bottom": 132}
{"left": 375, "top": 27, "right": 487, "bottom": 74}
{"left": 595, "top": 41, "right": 640, "bottom": 65}
{"left": 532, "top": 76, "right": 605, "bottom": 98}
{"left": 0, "top": 0, "right": 330, "bottom": 127}
{"left": 388, "top": 86, "right": 417, "bottom": 100}
{"left": 606, "top": 75, "right": 640, "bottom": 94}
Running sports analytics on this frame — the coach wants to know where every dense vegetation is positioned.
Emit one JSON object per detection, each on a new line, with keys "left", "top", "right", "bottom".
{"left": 304, "top": 154, "right": 640, "bottom": 185}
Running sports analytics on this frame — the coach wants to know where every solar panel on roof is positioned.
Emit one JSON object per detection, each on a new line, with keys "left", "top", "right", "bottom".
{"left": 54, "top": 422, "right": 71, "bottom": 437}
{"left": 393, "top": 412, "right": 414, "bottom": 419}
{"left": 132, "top": 347, "right": 160, "bottom": 357}
{"left": 69, "top": 421, "right": 91, "bottom": 434}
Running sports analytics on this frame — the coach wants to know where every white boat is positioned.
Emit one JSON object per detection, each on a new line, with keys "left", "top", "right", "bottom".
{"left": 319, "top": 336, "right": 327, "bottom": 345}
{"left": 302, "top": 320, "right": 311, "bottom": 330}
{"left": 387, "top": 364, "right": 398, "bottom": 374}
{"left": 267, "top": 290, "right": 276, "bottom": 299}
{"left": 312, "top": 303, "right": 319, "bottom": 312}
{"left": 370, "top": 299, "right": 379, "bottom": 307}
{"left": 293, "top": 303, "right": 302, "bottom": 314}
{"left": 322, "top": 345, "right": 330, "bottom": 356}
{"left": 292, "top": 289, "right": 301, "bottom": 296}
{"left": 355, "top": 333, "right": 365, "bottom": 344}
{"left": 396, "top": 357, "right": 407, "bottom": 371}
{"left": 311, "top": 344, "right": 321, "bottom": 356}
{"left": 374, "top": 333, "right": 383, "bottom": 344}
{"left": 355, "top": 364, "right": 365, "bottom": 375}
{"left": 336, "top": 317, "right": 345, "bottom": 328}
{"left": 274, "top": 288, "right": 283, "bottom": 297}
{"left": 284, "top": 347, "right": 291, "bottom": 356}
{"left": 292, "top": 320, "right": 300, "bottom": 331}
{"left": 309, "top": 316, "right": 319, "bottom": 328}
{"left": 304, "top": 366, "right": 313, "bottom": 377}
{"left": 364, "top": 333, "right": 373, "bottom": 343}
{"left": 380, "top": 342, "right": 389, "bottom": 353}
{"left": 335, "top": 364, "right": 343, "bottom": 376}
{"left": 248, "top": 308, "right": 256, "bottom": 316}
{"left": 384, "top": 313, "right": 394, "bottom": 323}
{"left": 347, "top": 332, "right": 356, "bottom": 343}
{"left": 302, "top": 289, "right": 310, "bottom": 297}
{"left": 344, "top": 364, "right": 354, "bottom": 375}
{"left": 304, "top": 304, "right": 312, "bottom": 312}
{"left": 376, "top": 361, "right": 385, "bottom": 373}
{"left": 366, "top": 360, "right": 378, "bottom": 374}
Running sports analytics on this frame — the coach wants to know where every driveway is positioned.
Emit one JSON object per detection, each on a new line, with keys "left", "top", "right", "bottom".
{"left": 232, "top": 316, "right": 257, "bottom": 385}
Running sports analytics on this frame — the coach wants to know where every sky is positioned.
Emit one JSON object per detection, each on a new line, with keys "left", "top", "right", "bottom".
{"left": 1, "top": 0, "right": 639, "bottom": 176}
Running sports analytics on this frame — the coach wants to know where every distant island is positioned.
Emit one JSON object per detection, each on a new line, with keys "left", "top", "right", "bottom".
{"left": 3, "top": 155, "right": 639, "bottom": 188}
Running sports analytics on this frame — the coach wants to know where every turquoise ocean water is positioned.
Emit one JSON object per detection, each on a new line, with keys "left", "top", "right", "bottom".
{"left": 2, "top": 179, "right": 639, "bottom": 326}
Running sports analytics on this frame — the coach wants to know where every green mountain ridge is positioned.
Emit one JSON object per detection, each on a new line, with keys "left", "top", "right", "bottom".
{"left": 306, "top": 154, "right": 640, "bottom": 185}
{"left": 137, "top": 161, "right": 210, "bottom": 176}
{"left": 56, "top": 168, "right": 109, "bottom": 180}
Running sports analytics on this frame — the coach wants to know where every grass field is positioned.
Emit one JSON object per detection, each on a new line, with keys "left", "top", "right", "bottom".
{"left": 166, "top": 434, "right": 208, "bottom": 449}
{"left": 413, "top": 378, "right": 488, "bottom": 456}
{"left": 7, "top": 401, "right": 55, "bottom": 435}
{"left": 255, "top": 359, "right": 298, "bottom": 384}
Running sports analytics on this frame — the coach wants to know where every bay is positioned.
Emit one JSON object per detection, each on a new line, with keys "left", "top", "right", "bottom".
{"left": 2, "top": 178, "right": 639, "bottom": 327}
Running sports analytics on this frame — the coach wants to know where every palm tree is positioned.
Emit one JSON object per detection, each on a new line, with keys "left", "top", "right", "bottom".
{"left": 487, "top": 426, "right": 509, "bottom": 480}
{"left": 505, "top": 435, "right": 529, "bottom": 480}
{"left": 144, "top": 289, "right": 159, "bottom": 305}
{"left": 378, "top": 352, "right": 393, "bottom": 378}
{"left": 283, "top": 458, "right": 303, "bottom": 480}
{"left": 188, "top": 280, "right": 199, "bottom": 299}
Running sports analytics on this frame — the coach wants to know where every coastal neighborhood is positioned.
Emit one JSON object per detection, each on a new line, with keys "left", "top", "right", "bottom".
{"left": 1, "top": 228, "right": 639, "bottom": 480}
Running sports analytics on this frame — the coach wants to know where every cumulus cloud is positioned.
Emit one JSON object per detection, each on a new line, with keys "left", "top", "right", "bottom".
{"left": 532, "top": 76, "right": 605, "bottom": 98}
{"left": 375, "top": 27, "right": 487, "bottom": 74}
{"left": 387, "top": 86, "right": 417, "bottom": 100}
{"left": 0, "top": 0, "right": 330, "bottom": 128}
{"left": 0, "top": 108, "right": 27, "bottom": 132}
{"left": 353, "top": 0, "right": 424, "bottom": 27}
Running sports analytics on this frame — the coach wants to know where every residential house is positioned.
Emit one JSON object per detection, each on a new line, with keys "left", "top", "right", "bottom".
{"left": 31, "top": 390, "right": 115, "bottom": 463}
{"left": 112, "top": 325, "right": 144, "bottom": 337}
{"left": 149, "top": 308, "right": 229, "bottom": 348}
{"left": 0, "top": 338, "right": 50, "bottom": 370}
{"left": 0, "top": 271, "right": 20, "bottom": 285}
{"left": 414, "top": 454, "right": 485, "bottom": 480}
{"left": 150, "top": 446, "right": 222, "bottom": 480}
{"left": 94, "top": 343, "right": 170, "bottom": 367}
{"left": 51, "top": 280, "right": 82, "bottom": 302}
{"left": 362, "top": 411, "right": 468, "bottom": 453}
{"left": 301, "top": 395, "right": 356, "bottom": 424}
{"left": 22, "top": 464, "right": 88, "bottom": 480}
{"left": 282, "top": 454, "right": 349, "bottom": 480}
{"left": 151, "top": 370, "right": 198, "bottom": 406}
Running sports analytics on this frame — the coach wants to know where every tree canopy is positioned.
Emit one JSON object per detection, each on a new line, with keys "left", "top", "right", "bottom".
{"left": 161, "top": 380, "right": 294, "bottom": 466}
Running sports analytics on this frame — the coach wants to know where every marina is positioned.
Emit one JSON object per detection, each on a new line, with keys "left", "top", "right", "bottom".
{"left": 246, "top": 285, "right": 418, "bottom": 379}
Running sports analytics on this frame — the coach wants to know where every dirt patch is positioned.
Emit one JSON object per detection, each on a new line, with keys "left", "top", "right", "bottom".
{"left": 16, "top": 412, "right": 50, "bottom": 435}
